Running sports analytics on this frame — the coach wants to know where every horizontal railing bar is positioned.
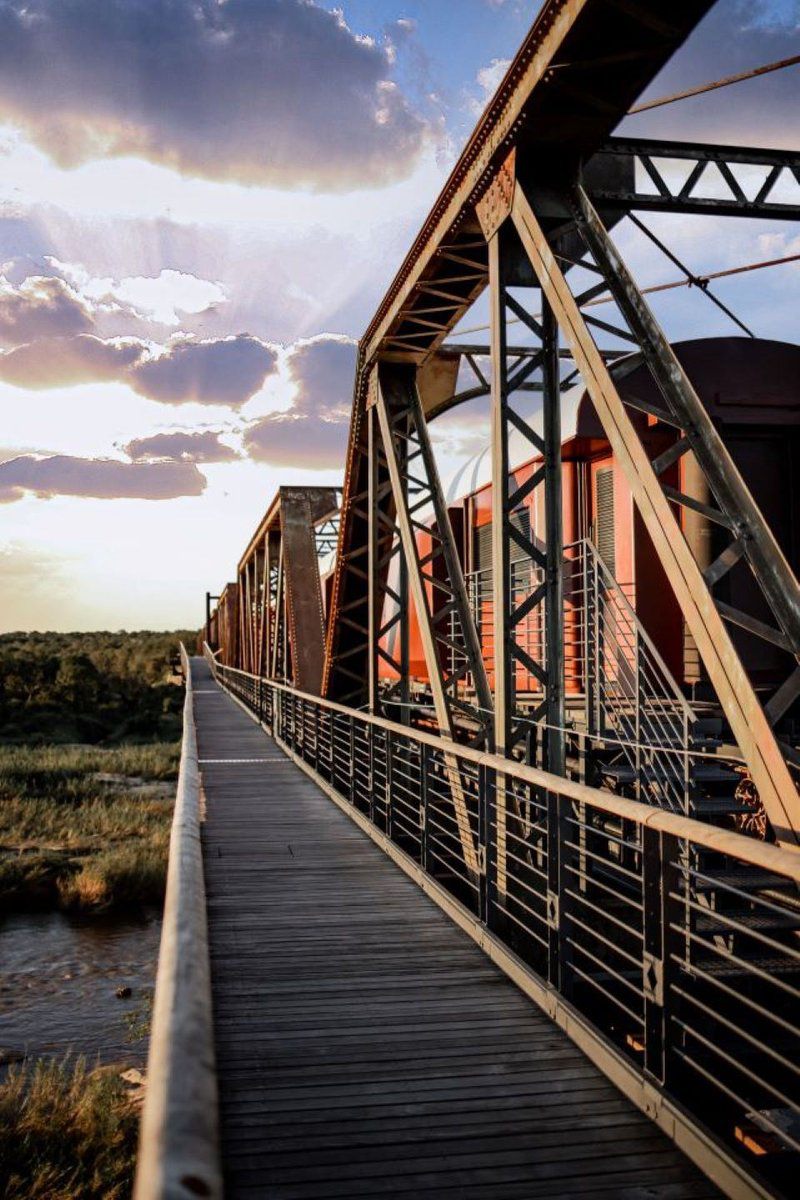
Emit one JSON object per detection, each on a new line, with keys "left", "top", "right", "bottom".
{"left": 206, "top": 650, "right": 800, "bottom": 886}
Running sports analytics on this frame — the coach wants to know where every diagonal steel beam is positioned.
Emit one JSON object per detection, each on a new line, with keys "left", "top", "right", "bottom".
{"left": 377, "top": 363, "right": 494, "bottom": 734}
{"left": 270, "top": 542, "right": 284, "bottom": 682}
{"left": 510, "top": 179, "right": 800, "bottom": 846}
{"left": 375, "top": 366, "right": 487, "bottom": 876}
{"left": 573, "top": 183, "right": 800, "bottom": 662}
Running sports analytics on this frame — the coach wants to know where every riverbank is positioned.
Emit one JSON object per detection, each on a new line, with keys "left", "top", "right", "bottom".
{"left": 0, "top": 743, "right": 179, "bottom": 913}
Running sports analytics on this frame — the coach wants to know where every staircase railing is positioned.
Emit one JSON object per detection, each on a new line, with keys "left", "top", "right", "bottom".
{"left": 465, "top": 537, "right": 697, "bottom": 813}
{"left": 580, "top": 538, "right": 695, "bottom": 813}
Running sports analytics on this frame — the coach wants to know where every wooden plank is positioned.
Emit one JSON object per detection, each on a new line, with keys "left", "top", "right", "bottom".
{"left": 191, "top": 657, "right": 720, "bottom": 1200}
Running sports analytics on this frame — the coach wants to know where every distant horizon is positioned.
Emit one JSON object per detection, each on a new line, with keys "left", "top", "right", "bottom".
{"left": 1, "top": 0, "right": 799, "bottom": 632}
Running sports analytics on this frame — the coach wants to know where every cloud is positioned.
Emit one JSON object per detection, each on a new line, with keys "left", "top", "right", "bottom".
{"left": 48, "top": 259, "right": 227, "bottom": 327}
{"left": 130, "top": 335, "right": 278, "bottom": 407}
{"left": 0, "top": 453, "right": 206, "bottom": 502}
{"left": 469, "top": 57, "right": 510, "bottom": 115}
{"left": 0, "top": 0, "right": 428, "bottom": 190}
{"left": 243, "top": 413, "right": 350, "bottom": 469}
{"left": 0, "top": 275, "right": 94, "bottom": 345}
{"left": 243, "top": 334, "right": 355, "bottom": 468}
{"left": 0, "top": 334, "right": 144, "bottom": 388}
{"left": 123, "top": 430, "right": 240, "bottom": 463}
{"left": 285, "top": 334, "right": 356, "bottom": 420}
{"left": 0, "top": 330, "right": 278, "bottom": 406}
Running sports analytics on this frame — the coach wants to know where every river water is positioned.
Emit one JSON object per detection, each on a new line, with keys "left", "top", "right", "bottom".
{"left": 0, "top": 909, "right": 161, "bottom": 1068}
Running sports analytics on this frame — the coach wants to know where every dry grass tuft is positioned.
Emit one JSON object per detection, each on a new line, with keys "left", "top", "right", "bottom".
{"left": 0, "top": 1056, "right": 139, "bottom": 1200}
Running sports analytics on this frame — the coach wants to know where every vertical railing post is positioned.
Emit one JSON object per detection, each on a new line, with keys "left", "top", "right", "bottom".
{"left": 642, "top": 828, "right": 682, "bottom": 1087}
{"left": 368, "top": 723, "right": 375, "bottom": 825}
{"left": 546, "top": 785, "right": 573, "bottom": 997}
{"left": 386, "top": 730, "right": 394, "bottom": 840}
{"left": 581, "top": 543, "right": 591, "bottom": 737}
{"left": 661, "top": 832, "right": 683, "bottom": 1091}
{"left": 642, "top": 824, "right": 665, "bottom": 1082}
{"left": 481, "top": 762, "right": 496, "bottom": 928}
{"left": 349, "top": 714, "right": 356, "bottom": 806}
{"left": 682, "top": 710, "right": 691, "bottom": 817}
{"left": 634, "top": 623, "right": 642, "bottom": 801}
{"left": 420, "top": 741, "right": 429, "bottom": 872}
{"left": 593, "top": 555, "right": 602, "bottom": 736}
{"left": 546, "top": 786, "right": 560, "bottom": 989}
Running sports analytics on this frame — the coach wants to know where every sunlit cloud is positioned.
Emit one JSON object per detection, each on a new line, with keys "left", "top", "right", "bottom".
{"left": 123, "top": 429, "right": 240, "bottom": 463}
{"left": 0, "top": 273, "right": 93, "bottom": 344}
{"left": 243, "top": 334, "right": 355, "bottom": 468}
{"left": 468, "top": 56, "right": 510, "bottom": 115}
{"left": 0, "top": 331, "right": 279, "bottom": 406}
{"left": 0, "top": 334, "right": 144, "bottom": 388}
{"left": 0, "top": 0, "right": 430, "bottom": 191}
{"left": 130, "top": 335, "right": 278, "bottom": 408}
{"left": 48, "top": 259, "right": 227, "bottom": 327}
{"left": 0, "top": 453, "right": 207, "bottom": 503}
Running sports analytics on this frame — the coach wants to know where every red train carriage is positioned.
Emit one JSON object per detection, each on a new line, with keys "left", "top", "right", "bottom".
{"left": 379, "top": 336, "right": 800, "bottom": 730}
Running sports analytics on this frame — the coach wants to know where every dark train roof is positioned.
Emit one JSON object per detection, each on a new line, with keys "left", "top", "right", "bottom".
{"left": 577, "top": 337, "right": 800, "bottom": 437}
{"left": 445, "top": 337, "right": 800, "bottom": 503}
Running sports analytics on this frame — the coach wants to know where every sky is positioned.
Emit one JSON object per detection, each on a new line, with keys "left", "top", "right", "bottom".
{"left": 0, "top": 0, "right": 798, "bottom": 632}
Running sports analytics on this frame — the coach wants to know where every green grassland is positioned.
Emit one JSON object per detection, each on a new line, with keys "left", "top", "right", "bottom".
{"left": 0, "top": 631, "right": 192, "bottom": 912}
{"left": 0, "top": 741, "right": 180, "bottom": 912}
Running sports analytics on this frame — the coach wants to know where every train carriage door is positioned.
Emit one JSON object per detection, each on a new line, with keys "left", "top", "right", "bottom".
{"left": 593, "top": 464, "right": 616, "bottom": 578}
{"left": 589, "top": 456, "right": 636, "bottom": 691}
{"left": 589, "top": 458, "right": 635, "bottom": 591}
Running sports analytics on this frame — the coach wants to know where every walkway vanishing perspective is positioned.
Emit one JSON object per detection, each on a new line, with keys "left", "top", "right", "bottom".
{"left": 192, "top": 659, "right": 720, "bottom": 1199}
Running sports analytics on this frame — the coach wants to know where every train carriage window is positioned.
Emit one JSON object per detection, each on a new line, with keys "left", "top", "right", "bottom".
{"left": 595, "top": 467, "right": 616, "bottom": 576}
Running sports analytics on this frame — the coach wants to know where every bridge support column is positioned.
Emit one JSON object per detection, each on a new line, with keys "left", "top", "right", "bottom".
{"left": 509, "top": 173, "right": 800, "bottom": 844}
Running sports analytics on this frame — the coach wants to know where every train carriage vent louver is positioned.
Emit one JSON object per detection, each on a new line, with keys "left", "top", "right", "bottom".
{"left": 596, "top": 468, "right": 616, "bottom": 577}
{"left": 476, "top": 509, "right": 532, "bottom": 578}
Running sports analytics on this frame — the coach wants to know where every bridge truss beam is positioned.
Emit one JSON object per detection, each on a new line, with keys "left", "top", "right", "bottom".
{"left": 506, "top": 171, "right": 800, "bottom": 844}
{"left": 319, "top": 0, "right": 800, "bottom": 841}
{"left": 588, "top": 138, "right": 800, "bottom": 221}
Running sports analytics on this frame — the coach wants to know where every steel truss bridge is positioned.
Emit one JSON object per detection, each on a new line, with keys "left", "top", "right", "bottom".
{"left": 136, "top": 4, "right": 800, "bottom": 1198}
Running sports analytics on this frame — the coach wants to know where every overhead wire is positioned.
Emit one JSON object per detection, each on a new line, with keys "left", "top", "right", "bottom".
{"left": 626, "top": 212, "right": 755, "bottom": 337}
{"left": 628, "top": 52, "right": 800, "bottom": 115}
{"left": 451, "top": 250, "right": 800, "bottom": 340}
{"left": 452, "top": 54, "right": 800, "bottom": 342}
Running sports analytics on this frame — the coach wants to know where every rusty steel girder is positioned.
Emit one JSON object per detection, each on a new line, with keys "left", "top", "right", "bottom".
{"left": 324, "top": 0, "right": 715, "bottom": 708}
{"left": 220, "top": 485, "right": 339, "bottom": 695}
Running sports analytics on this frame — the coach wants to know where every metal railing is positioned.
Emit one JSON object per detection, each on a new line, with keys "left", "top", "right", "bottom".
{"left": 466, "top": 539, "right": 713, "bottom": 815}
{"left": 206, "top": 644, "right": 800, "bottom": 1199}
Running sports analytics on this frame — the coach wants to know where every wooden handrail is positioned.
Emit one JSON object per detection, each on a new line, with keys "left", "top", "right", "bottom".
{"left": 134, "top": 646, "right": 222, "bottom": 1200}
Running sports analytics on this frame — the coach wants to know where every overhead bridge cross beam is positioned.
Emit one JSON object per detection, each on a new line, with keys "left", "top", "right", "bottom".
{"left": 587, "top": 138, "right": 800, "bottom": 221}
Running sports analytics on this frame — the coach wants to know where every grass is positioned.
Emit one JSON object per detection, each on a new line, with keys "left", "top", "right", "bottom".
{"left": 0, "top": 1057, "right": 139, "bottom": 1200}
{"left": 0, "top": 742, "right": 179, "bottom": 913}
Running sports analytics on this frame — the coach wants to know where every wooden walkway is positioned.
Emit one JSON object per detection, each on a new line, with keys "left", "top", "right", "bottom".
{"left": 192, "top": 659, "right": 720, "bottom": 1200}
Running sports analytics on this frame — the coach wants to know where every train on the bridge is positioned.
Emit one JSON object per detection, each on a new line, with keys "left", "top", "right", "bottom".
{"left": 377, "top": 335, "right": 800, "bottom": 725}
